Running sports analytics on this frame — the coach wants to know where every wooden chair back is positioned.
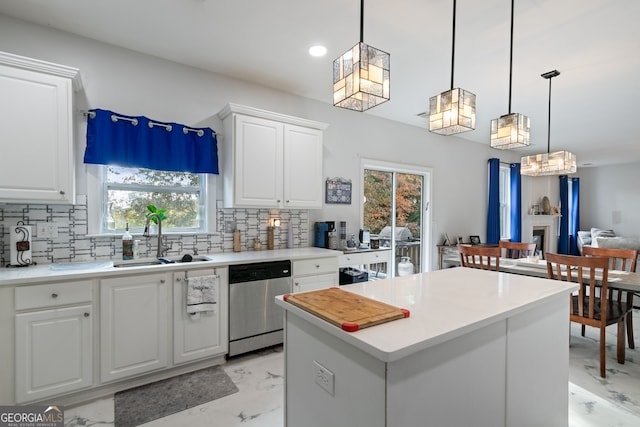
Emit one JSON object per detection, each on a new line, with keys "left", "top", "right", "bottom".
{"left": 499, "top": 241, "right": 537, "bottom": 259}
{"left": 545, "top": 252, "right": 610, "bottom": 327}
{"left": 581, "top": 245, "right": 637, "bottom": 350}
{"left": 458, "top": 244, "right": 501, "bottom": 271}
{"left": 545, "top": 251, "right": 628, "bottom": 377}
{"left": 581, "top": 246, "right": 638, "bottom": 272}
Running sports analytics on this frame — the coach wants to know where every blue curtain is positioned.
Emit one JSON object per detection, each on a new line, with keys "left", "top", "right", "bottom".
{"left": 486, "top": 158, "right": 500, "bottom": 244}
{"left": 569, "top": 177, "right": 580, "bottom": 255}
{"left": 509, "top": 163, "right": 522, "bottom": 242}
{"left": 84, "top": 109, "right": 219, "bottom": 174}
{"left": 558, "top": 175, "right": 570, "bottom": 254}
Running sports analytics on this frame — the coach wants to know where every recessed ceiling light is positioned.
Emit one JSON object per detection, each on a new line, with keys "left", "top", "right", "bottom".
{"left": 308, "top": 45, "right": 327, "bottom": 57}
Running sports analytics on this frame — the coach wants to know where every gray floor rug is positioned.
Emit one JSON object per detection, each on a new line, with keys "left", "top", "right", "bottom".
{"left": 114, "top": 366, "right": 239, "bottom": 427}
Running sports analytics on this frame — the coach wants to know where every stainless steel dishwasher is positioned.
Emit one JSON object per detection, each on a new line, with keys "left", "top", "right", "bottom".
{"left": 228, "top": 260, "right": 292, "bottom": 356}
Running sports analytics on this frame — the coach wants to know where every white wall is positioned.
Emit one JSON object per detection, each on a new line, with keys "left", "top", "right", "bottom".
{"left": 522, "top": 175, "right": 559, "bottom": 214}
{"left": 0, "top": 14, "right": 525, "bottom": 269}
{"left": 577, "top": 163, "right": 640, "bottom": 237}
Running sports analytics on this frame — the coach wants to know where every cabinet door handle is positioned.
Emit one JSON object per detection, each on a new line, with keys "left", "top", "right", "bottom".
{"left": 51, "top": 293, "right": 58, "bottom": 298}
{"left": 294, "top": 282, "right": 299, "bottom": 287}
{"left": 176, "top": 277, "right": 182, "bottom": 282}
{"left": 59, "top": 190, "right": 65, "bottom": 195}
{"left": 315, "top": 264, "right": 320, "bottom": 268}
{"left": 286, "top": 200, "right": 290, "bottom": 203}
{"left": 84, "top": 312, "right": 90, "bottom": 317}
{"left": 160, "top": 279, "right": 166, "bottom": 284}
{"left": 277, "top": 199, "right": 281, "bottom": 203}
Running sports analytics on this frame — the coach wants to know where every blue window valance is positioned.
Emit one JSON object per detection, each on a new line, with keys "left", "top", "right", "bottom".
{"left": 84, "top": 108, "right": 219, "bottom": 174}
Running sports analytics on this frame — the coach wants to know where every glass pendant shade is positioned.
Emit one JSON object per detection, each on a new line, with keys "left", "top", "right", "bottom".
{"left": 490, "top": 113, "right": 530, "bottom": 149}
{"left": 520, "top": 150, "right": 577, "bottom": 176}
{"left": 333, "top": 42, "right": 390, "bottom": 112}
{"left": 490, "top": 0, "right": 529, "bottom": 149}
{"left": 428, "top": 87, "right": 476, "bottom": 135}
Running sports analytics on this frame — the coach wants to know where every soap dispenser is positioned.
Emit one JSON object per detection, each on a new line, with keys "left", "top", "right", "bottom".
{"left": 122, "top": 223, "right": 133, "bottom": 260}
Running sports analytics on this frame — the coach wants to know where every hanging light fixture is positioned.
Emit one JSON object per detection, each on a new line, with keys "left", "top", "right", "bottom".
{"left": 490, "top": 0, "right": 530, "bottom": 149}
{"left": 521, "top": 70, "right": 577, "bottom": 176}
{"left": 333, "top": 0, "right": 390, "bottom": 112}
{"left": 429, "top": 0, "right": 476, "bottom": 135}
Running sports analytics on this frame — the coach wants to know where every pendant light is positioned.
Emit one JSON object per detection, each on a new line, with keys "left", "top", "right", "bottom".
{"left": 490, "top": 0, "right": 530, "bottom": 149}
{"left": 333, "top": 0, "right": 390, "bottom": 112}
{"left": 521, "top": 70, "right": 577, "bottom": 176}
{"left": 428, "top": 0, "right": 476, "bottom": 135}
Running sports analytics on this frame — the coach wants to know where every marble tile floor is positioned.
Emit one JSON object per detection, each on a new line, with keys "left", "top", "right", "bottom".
{"left": 66, "top": 311, "right": 640, "bottom": 427}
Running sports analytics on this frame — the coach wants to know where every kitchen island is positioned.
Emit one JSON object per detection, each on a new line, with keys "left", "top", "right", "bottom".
{"left": 275, "top": 267, "right": 578, "bottom": 427}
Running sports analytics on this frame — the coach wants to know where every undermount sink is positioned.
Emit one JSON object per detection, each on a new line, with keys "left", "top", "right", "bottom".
{"left": 49, "top": 261, "right": 115, "bottom": 271}
{"left": 113, "top": 255, "right": 211, "bottom": 268}
{"left": 113, "top": 260, "right": 163, "bottom": 268}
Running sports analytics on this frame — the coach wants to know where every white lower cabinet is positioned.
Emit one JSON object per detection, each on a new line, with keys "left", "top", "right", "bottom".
{"left": 100, "top": 273, "right": 170, "bottom": 383}
{"left": 14, "top": 281, "right": 93, "bottom": 403}
{"left": 292, "top": 257, "right": 338, "bottom": 293}
{"left": 173, "top": 267, "right": 228, "bottom": 364}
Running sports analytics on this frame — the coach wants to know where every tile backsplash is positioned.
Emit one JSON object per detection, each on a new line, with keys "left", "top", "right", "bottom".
{"left": 0, "top": 195, "right": 309, "bottom": 267}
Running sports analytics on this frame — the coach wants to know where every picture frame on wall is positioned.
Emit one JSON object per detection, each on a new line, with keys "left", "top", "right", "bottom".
{"left": 441, "top": 233, "right": 451, "bottom": 246}
{"left": 469, "top": 235, "right": 481, "bottom": 245}
{"left": 325, "top": 177, "right": 352, "bottom": 204}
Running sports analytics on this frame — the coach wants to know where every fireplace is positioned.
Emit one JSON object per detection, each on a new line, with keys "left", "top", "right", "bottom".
{"left": 532, "top": 228, "right": 546, "bottom": 258}
{"left": 523, "top": 215, "right": 559, "bottom": 258}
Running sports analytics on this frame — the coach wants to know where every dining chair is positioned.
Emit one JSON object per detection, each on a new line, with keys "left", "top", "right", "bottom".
{"left": 458, "top": 244, "right": 501, "bottom": 271}
{"left": 499, "top": 241, "right": 537, "bottom": 259}
{"left": 545, "top": 252, "right": 627, "bottom": 377}
{"left": 581, "top": 246, "right": 638, "bottom": 349}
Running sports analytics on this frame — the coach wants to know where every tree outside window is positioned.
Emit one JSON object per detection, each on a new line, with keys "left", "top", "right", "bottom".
{"left": 103, "top": 166, "right": 206, "bottom": 233}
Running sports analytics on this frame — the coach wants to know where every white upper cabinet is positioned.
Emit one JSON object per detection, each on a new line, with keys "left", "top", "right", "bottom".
{"left": 0, "top": 52, "right": 82, "bottom": 204}
{"left": 219, "top": 103, "right": 328, "bottom": 209}
{"left": 283, "top": 124, "right": 324, "bottom": 209}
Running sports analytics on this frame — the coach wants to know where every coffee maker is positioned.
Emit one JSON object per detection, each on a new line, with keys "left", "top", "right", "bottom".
{"left": 314, "top": 221, "right": 337, "bottom": 249}
{"left": 314, "top": 222, "right": 328, "bottom": 248}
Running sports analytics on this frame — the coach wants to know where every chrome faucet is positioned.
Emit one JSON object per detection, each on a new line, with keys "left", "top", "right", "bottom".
{"left": 143, "top": 213, "right": 169, "bottom": 258}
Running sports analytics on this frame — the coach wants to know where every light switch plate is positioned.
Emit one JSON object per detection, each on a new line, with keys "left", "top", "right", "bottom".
{"left": 37, "top": 222, "right": 58, "bottom": 238}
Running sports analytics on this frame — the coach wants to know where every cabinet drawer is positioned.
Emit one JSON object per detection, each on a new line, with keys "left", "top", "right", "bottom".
{"left": 15, "top": 280, "right": 93, "bottom": 310}
{"left": 339, "top": 250, "right": 392, "bottom": 267}
{"left": 293, "top": 257, "right": 338, "bottom": 276}
{"left": 339, "top": 252, "right": 366, "bottom": 267}
{"left": 293, "top": 273, "right": 337, "bottom": 293}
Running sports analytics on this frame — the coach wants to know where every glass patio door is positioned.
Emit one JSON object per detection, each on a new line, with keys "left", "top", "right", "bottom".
{"left": 362, "top": 160, "right": 431, "bottom": 276}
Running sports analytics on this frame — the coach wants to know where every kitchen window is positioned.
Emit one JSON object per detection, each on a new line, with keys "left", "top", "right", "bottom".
{"left": 101, "top": 165, "right": 207, "bottom": 234}
{"left": 83, "top": 109, "right": 219, "bottom": 235}
{"left": 86, "top": 164, "right": 216, "bottom": 235}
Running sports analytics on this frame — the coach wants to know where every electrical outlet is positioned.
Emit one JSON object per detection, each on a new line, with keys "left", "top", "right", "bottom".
{"left": 225, "top": 221, "right": 236, "bottom": 232}
{"left": 313, "top": 361, "right": 335, "bottom": 396}
{"left": 37, "top": 222, "right": 59, "bottom": 238}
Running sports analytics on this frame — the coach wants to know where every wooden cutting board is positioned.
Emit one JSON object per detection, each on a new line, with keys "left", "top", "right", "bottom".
{"left": 284, "top": 287, "right": 409, "bottom": 332}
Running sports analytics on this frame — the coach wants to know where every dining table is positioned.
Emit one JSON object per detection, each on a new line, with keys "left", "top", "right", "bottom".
{"left": 498, "top": 257, "right": 640, "bottom": 295}
{"left": 445, "top": 255, "right": 640, "bottom": 295}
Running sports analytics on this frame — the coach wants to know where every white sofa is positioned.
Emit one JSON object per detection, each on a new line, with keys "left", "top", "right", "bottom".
{"left": 577, "top": 228, "right": 640, "bottom": 256}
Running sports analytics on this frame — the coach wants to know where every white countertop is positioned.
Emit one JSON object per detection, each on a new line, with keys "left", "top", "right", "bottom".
{"left": 276, "top": 267, "right": 578, "bottom": 362}
{"left": 0, "top": 247, "right": 339, "bottom": 286}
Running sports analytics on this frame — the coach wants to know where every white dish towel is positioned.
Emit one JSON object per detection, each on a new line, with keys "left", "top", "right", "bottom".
{"left": 187, "top": 275, "right": 218, "bottom": 315}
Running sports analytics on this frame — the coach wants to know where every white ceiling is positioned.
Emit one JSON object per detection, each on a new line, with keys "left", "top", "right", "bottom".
{"left": 1, "top": 0, "right": 639, "bottom": 167}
